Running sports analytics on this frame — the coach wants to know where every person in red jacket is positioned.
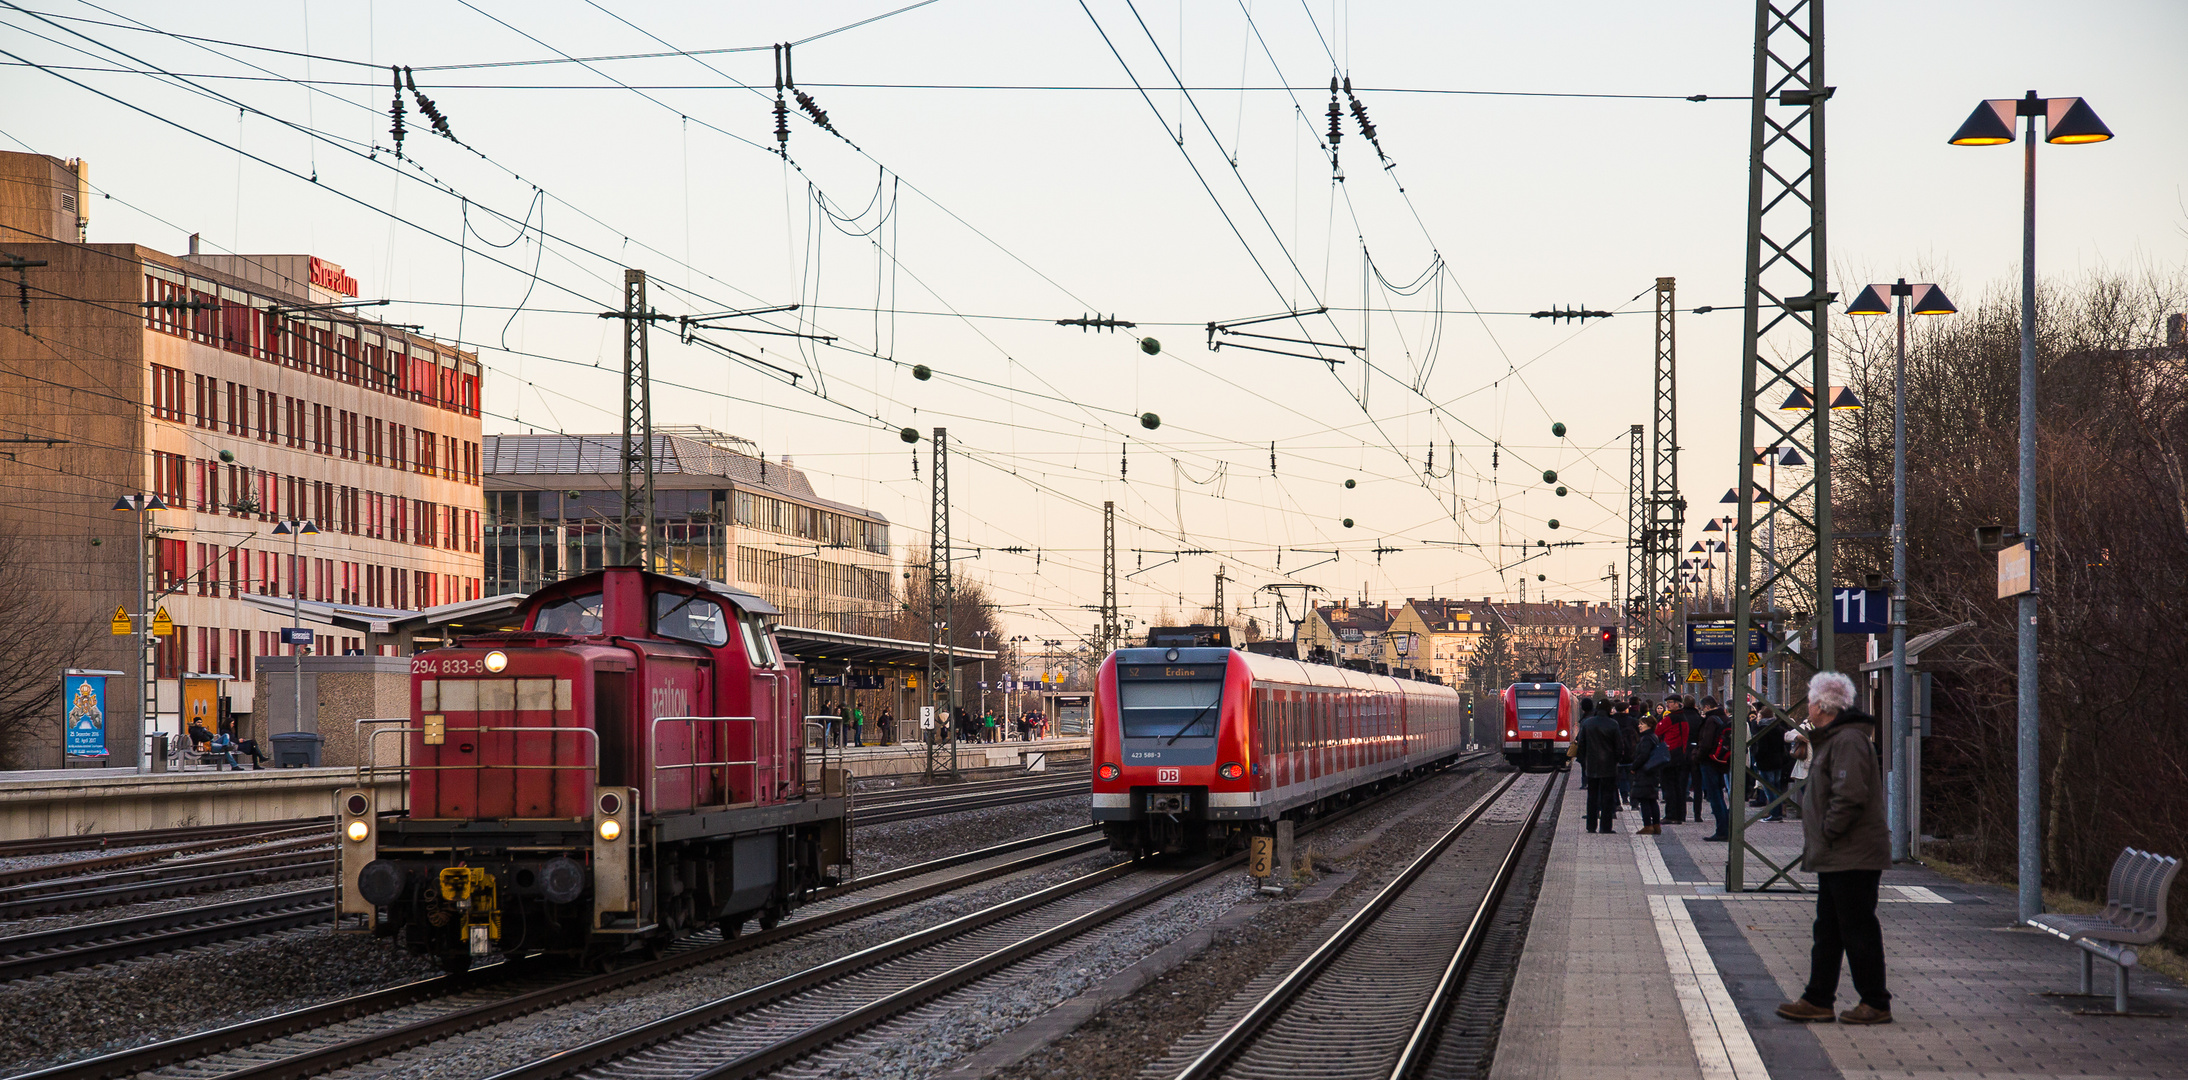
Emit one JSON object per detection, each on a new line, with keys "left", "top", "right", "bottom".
{"left": 1654, "top": 696, "right": 1690, "bottom": 824}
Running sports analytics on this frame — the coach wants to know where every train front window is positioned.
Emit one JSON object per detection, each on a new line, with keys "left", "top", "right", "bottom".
{"left": 1117, "top": 672, "right": 1224, "bottom": 741}
{"left": 534, "top": 592, "right": 603, "bottom": 635}
{"left": 1515, "top": 691, "right": 1559, "bottom": 730}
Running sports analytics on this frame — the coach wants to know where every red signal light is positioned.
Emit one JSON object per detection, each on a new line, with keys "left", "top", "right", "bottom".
{"left": 1218, "top": 762, "right": 1244, "bottom": 780}
{"left": 1098, "top": 762, "right": 1120, "bottom": 781}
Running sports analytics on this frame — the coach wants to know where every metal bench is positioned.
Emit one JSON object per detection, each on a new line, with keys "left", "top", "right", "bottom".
{"left": 2029, "top": 847, "right": 2180, "bottom": 1014}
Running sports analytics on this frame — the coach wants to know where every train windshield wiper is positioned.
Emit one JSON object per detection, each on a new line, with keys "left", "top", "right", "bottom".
{"left": 1164, "top": 699, "right": 1219, "bottom": 745}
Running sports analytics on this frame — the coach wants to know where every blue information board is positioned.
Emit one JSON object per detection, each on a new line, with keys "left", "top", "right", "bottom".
{"left": 63, "top": 674, "right": 108, "bottom": 758}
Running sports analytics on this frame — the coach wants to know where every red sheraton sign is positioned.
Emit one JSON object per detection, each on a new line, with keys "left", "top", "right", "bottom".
{"left": 308, "top": 256, "right": 359, "bottom": 297}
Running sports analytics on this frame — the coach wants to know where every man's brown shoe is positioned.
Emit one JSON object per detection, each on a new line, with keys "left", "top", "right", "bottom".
{"left": 1776, "top": 999, "right": 1835, "bottom": 1022}
{"left": 1839, "top": 1004, "right": 1892, "bottom": 1025}
{"left": 1639, "top": 825, "right": 1661, "bottom": 835}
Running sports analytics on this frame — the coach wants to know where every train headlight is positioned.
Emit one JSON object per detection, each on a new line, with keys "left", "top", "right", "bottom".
{"left": 1506, "top": 729, "right": 1518, "bottom": 738}
{"left": 1557, "top": 729, "right": 1568, "bottom": 739}
{"left": 345, "top": 820, "right": 370, "bottom": 843}
{"left": 598, "top": 819, "right": 623, "bottom": 842}
{"left": 1218, "top": 762, "right": 1243, "bottom": 780}
{"left": 1097, "top": 762, "right": 1120, "bottom": 782}
{"left": 484, "top": 650, "right": 509, "bottom": 673}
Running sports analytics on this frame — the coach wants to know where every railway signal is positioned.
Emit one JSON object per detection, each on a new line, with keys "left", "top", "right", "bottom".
{"left": 1599, "top": 626, "right": 1617, "bottom": 655}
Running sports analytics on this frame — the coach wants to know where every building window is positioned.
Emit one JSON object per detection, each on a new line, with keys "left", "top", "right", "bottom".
{"left": 149, "top": 364, "right": 184, "bottom": 421}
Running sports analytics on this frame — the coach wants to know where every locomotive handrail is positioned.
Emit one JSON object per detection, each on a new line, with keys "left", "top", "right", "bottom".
{"left": 803, "top": 715, "right": 841, "bottom": 791}
{"left": 648, "top": 715, "right": 760, "bottom": 812}
{"left": 357, "top": 724, "right": 601, "bottom": 789}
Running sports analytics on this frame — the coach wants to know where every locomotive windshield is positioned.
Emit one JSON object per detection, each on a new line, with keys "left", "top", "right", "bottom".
{"left": 1514, "top": 690, "right": 1560, "bottom": 730}
{"left": 655, "top": 593, "right": 730, "bottom": 647}
{"left": 534, "top": 592, "right": 604, "bottom": 636}
{"left": 1117, "top": 666, "right": 1224, "bottom": 740}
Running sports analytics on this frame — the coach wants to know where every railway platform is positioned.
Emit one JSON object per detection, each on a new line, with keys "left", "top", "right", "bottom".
{"left": 822, "top": 734, "right": 1089, "bottom": 780}
{"left": 0, "top": 765, "right": 390, "bottom": 842}
{"left": 1494, "top": 780, "right": 2188, "bottom": 1080}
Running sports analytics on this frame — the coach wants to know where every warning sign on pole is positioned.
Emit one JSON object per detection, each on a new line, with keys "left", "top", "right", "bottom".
{"left": 108, "top": 605, "right": 130, "bottom": 635}
{"left": 150, "top": 607, "right": 174, "bottom": 637}
{"left": 1686, "top": 668, "right": 1707, "bottom": 683}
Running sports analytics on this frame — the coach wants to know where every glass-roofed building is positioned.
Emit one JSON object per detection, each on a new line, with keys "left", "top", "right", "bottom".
{"left": 483, "top": 427, "right": 895, "bottom": 636}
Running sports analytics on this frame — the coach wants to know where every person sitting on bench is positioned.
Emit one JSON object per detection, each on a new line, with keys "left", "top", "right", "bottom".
{"left": 189, "top": 721, "right": 268, "bottom": 770}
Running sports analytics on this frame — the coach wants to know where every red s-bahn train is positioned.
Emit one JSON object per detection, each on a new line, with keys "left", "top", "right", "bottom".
{"left": 1502, "top": 678, "right": 1578, "bottom": 771}
{"left": 1091, "top": 630, "right": 1466, "bottom": 854}
{"left": 336, "top": 568, "right": 848, "bottom": 971}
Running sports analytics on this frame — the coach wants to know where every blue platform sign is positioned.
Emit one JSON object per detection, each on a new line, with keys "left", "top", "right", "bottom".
{"left": 1832, "top": 588, "right": 1889, "bottom": 635}
{"left": 63, "top": 674, "right": 108, "bottom": 758}
{"left": 281, "top": 627, "right": 314, "bottom": 646}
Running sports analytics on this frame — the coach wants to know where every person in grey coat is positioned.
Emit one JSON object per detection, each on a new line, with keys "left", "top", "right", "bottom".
{"left": 1576, "top": 700, "right": 1623, "bottom": 834}
{"left": 1776, "top": 670, "right": 1893, "bottom": 1026}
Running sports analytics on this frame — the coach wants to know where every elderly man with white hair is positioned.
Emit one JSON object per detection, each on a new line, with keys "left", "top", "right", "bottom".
{"left": 1776, "top": 670, "right": 1894, "bottom": 1026}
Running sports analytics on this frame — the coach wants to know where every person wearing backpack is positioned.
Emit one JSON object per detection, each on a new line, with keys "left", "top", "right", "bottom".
{"left": 1696, "top": 697, "right": 1732, "bottom": 841}
{"left": 1655, "top": 697, "right": 1690, "bottom": 824}
{"left": 1630, "top": 715, "right": 1668, "bottom": 834}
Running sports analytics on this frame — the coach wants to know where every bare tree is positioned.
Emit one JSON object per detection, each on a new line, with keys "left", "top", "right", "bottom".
{"left": 0, "top": 535, "right": 104, "bottom": 769}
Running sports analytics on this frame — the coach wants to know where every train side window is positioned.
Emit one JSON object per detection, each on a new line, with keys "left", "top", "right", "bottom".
{"left": 655, "top": 592, "right": 731, "bottom": 647}
{"left": 594, "top": 670, "right": 629, "bottom": 789}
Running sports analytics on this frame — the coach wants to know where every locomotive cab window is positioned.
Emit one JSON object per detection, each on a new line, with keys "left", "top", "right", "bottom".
{"left": 654, "top": 592, "right": 730, "bottom": 647}
{"left": 534, "top": 592, "right": 604, "bottom": 636}
{"left": 1116, "top": 664, "right": 1224, "bottom": 740}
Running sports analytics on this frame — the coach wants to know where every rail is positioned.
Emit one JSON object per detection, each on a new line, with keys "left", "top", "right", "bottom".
{"left": 648, "top": 715, "right": 760, "bottom": 812}
{"left": 357, "top": 724, "right": 600, "bottom": 791}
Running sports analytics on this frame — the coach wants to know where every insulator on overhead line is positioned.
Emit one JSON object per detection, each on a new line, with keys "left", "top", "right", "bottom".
{"left": 774, "top": 94, "right": 791, "bottom": 153}
{"left": 388, "top": 65, "right": 406, "bottom": 159}
{"left": 1326, "top": 78, "right": 1344, "bottom": 149}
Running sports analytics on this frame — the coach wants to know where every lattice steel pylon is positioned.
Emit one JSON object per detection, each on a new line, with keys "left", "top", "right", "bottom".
{"left": 1101, "top": 501, "right": 1120, "bottom": 655}
{"left": 1728, "top": 0, "right": 1835, "bottom": 892}
{"left": 925, "top": 428, "right": 957, "bottom": 780}
{"left": 1645, "top": 277, "right": 1685, "bottom": 687}
{"left": 617, "top": 269, "right": 654, "bottom": 568}
{"left": 1626, "top": 423, "right": 1646, "bottom": 687}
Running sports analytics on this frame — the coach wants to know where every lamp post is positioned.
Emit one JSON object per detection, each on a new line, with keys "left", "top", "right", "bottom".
{"left": 972, "top": 628, "right": 993, "bottom": 740}
{"left": 1950, "top": 90, "right": 2112, "bottom": 924}
{"left": 272, "top": 518, "right": 319, "bottom": 738}
{"left": 1846, "top": 279, "right": 1959, "bottom": 862}
{"left": 113, "top": 493, "right": 168, "bottom": 771}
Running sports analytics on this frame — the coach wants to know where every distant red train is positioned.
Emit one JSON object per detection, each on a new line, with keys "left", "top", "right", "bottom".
{"left": 1090, "top": 630, "right": 1466, "bottom": 854}
{"left": 1501, "top": 678, "right": 1578, "bottom": 771}
{"left": 337, "top": 568, "right": 848, "bottom": 971}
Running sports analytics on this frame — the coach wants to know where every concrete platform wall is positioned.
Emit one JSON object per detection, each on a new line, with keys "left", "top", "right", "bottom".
{"left": 0, "top": 767, "right": 403, "bottom": 841}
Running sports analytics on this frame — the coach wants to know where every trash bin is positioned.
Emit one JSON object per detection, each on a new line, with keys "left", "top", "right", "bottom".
{"left": 147, "top": 732, "right": 169, "bottom": 773}
{"left": 270, "top": 731, "right": 322, "bottom": 768}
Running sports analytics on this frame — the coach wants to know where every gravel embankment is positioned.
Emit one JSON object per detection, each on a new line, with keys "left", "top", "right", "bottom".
{"left": 855, "top": 793, "right": 1092, "bottom": 875}
{"left": 0, "top": 925, "right": 441, "bottom": 1075}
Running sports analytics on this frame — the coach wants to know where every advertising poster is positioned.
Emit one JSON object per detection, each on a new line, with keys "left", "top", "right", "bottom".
{"left": 64, "top": 673, "right": 108, "bottom": 758}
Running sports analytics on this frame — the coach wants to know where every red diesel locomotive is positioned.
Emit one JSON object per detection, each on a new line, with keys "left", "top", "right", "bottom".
{"left": 1091, "top": 632, "right": 1465, "bottom": 854}
{"left": 337, "top": 567, "right": 848, "bottom": 971}
{"left": 1501, "top": 678, "right": 1577, "bottom": 771}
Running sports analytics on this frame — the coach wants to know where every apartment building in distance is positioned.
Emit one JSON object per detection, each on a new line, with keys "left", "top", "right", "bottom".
{"left": 1296, "top": 599, "right": 1395, "bottom": 664}
{"left": 483, "top": 427, "right": 894, "bottom": 636}
{"left": 0, "top": 150, "right": 483, "bottom": 768}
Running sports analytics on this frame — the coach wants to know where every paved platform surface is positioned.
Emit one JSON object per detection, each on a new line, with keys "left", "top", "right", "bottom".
{"left": 821, "top": 735, "right": 1089, "bottom": 779}
{"left": 1492, "top": 776, "right": 2188, "bottom": 1079}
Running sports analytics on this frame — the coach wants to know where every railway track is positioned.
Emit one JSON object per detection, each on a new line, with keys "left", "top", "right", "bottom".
{"left": 1158, "top": 767, "right": 1561, "bottom": 1080}
{"left": 0, "top": 837, "right": 336, "bottom": 919}
{"left": 15, "top": 827, "right": 1111, "bottom": 1080}
{"left": 0, "top": 819, "right": 330, "bottom": 861}
{"left": 853, "top": 770, "right": 1089, "bottom": 824}
{"left": 0, "top": 888, "right": 336, "bottom": 982}
{"left": 477, "top": 758, "right": 1494, "bottom": 1080}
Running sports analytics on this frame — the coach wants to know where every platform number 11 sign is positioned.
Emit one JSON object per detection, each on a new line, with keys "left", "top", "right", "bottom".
{"left": 1832, "top": 587, "right": 1889, "bottom": 635}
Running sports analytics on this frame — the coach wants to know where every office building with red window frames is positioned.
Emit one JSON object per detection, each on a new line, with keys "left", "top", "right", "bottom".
{"left": 0, "top": 151, "right": 482, "bottom": 765}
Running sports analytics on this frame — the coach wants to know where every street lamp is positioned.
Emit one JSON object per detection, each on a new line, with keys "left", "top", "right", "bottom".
{"left": 113, "top": 493, "right": 167, "bottom": 771}
{"left": 1846, "top": 279, "right": 1958, "bottom": 863}
{"left": 272, "top": 518, "right": 319, "bottom": 739}
{"left": 1951, "top": 89, "right": 2112, "bottom": 925}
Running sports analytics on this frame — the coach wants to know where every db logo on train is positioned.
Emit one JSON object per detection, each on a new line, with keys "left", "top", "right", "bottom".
{"left": 1157, "top": 768, "right": 1180, "bottom": 784}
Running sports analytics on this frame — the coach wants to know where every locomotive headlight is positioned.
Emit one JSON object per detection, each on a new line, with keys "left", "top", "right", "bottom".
{"left": 1097, "top": 762, "right": 1120, "bottom": 782}
{"left": 484, "top": 650, "right": 509, "bottom": 673}
{"left": 345, "top": 820, "right": 370, "bottom": 843}
{"left": 598, "top": 819, "right": 622, "bottom": 842}
{"left": 1218, "top": 762, "right": 1244, "bottom": 780}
